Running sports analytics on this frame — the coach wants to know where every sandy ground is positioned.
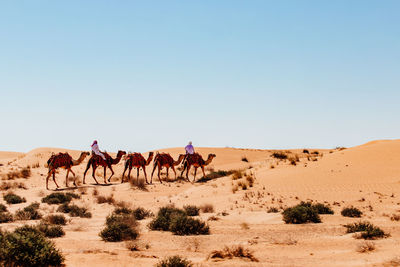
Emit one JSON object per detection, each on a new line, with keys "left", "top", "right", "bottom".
{"left": 1, "top": 141, "right": 400, "bottom": 266}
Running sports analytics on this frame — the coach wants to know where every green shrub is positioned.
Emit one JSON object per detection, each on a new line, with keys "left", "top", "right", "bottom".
{"left": 14, "top": 202, "right": 42, "bottom": 220}
{"left": 183, "top": 205, "right": 200, "bottom": 216}
{"left": 100, "top": 214, "right": 139, "bottom": 242}
{"left": 149, "top": 206, "right": 186, "bottom": 231}
{"left": 0, "top": 225, "right": 64, "bottom": 266}
{"left": 150, "top": 206, "right": 209, "bottom": 235}
{"left": 57, "top": 203, "right": 92, "bottom": 218}
{"left": 344, "top": 221, "right": 389, "bottom": 239}
{"left": 43, "top": 214, "right": 67, "bottom": 225}
{"left": 0, "top": 212, "right": 13, "bottom": 223}
{"left": 156, "top": 255, "right": 193, "bottom": 267}
{"left": 169, "top": 213, "right": 209, "bottom": 235}
{"left": 298, "top": 201, "right": 334, "bottom": 214}
{"left": 37, "top": 223, "right": 65, "bottom": 238}
{"left": 341, "top": 206, "right": 362, "bottom": 218}
{"left": 42, "top": 193, "right": 72, "bottom": 205}
{"left": 4, "top": 192, "right": 26, "bottom": 204}
{"left": 282, "top": 204, "right": 321, "bottom": 224}
{"left": 0, "top": 203, "right": 7, "bottom": 212}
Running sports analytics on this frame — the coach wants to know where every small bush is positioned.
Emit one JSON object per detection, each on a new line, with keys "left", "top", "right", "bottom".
{"left": 42, "top": 192, "right": 74, "bottom": 205}
{"left": 57, "top": 203, "right": 92, "bottom": 218}
{"left": 356, "top": 241, "right": 376, "bottom": 253}
{"left": 271, "top": 152, "right": 288, "bottom": 160}
{"left": 183, "top": 205, "right": 200, "bottom": 216}
{"left": 37, "top": 223, "right": 65, "bottom": 238}
{"left": 0, "top": 203, "right": 7, "bottom": 212}
{"left": 169, "top": 213, "right": 209, "bottom": 235}
{"left": 0, "top": 182, "right": 27, "bottom": 191}
{"left": 341, "top": 206, "right": 363, "bottom": 218}
{"left": 208, "top": 245, "right": 258, "bottom": 262}
{"left": 43, "top": 214, "right": 67, "bottom": 225}
{"left": 100, "top": 213, "right": 139, "bottom": 242}
{"left": 267, "top": 207, "right": 279, "bottom": 213}
{"left": 232, "top": 170, "right": 243, "bottom": 180}
{"left": 156, "top": 255, "right": 193, "bottom": 267}
{"left": 282, "top": 204, "right": 321, "bottom": 224}
{"left": 150, "top": 206, "right": 187, "bottom": 231}
{"left": 5, "top": 167, "right": 31, "bottom": 180}
{"left": 0, "top": 226, "right": 64, "bottom": 266}
{"left": 4, "top": 192, "right": 26, "bottom": 204}
{"left": 14, "top": 202, "right": 42, "bottom": 220}
{"left": 96, "top": 194, "right": 115, "bottom": 205}
{"left": 132, "top": 207, "right": 152, "bottom": 220}
{"left": 0, "top": 212, "right": 13, "bottom": 223}
{"left": 241, "top": 157, "right": 249, "bottom": 162}
{"left": 303, "top": 149, "right": 310, "bottom": 154}
{"left": 344, "top": 221, "right": 389, "bottom": 240}
{"left": 200, "top": 204, "right": 214, "bottom": 213}
{"left": 312, "top": 203, "right": 334, "bottom": 214}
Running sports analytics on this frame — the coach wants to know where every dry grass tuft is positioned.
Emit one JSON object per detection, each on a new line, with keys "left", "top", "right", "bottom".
{"left": 200, "top": 204, "right": 214, "bottom": 213}
{"left": 208, "top": 245, "right": 258, "bottom": 262}
{"left": 356, "top": 241, "right": 376, "bottom": 253}
{"left": 96, "top": 194, "right": 115, "bottom": 205}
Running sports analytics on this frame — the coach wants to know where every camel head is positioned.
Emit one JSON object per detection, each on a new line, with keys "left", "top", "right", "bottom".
{"left": 174, "top": 154, "right": 186, "bottom": 166}
{"left": 204, "top": 154, "right": 216, "bottom": 165}
{"left": 146, "top": 152, "right": 154, "bottom": 165}
{"left": 116, "top": 150, "right": 127, "bottom": 158}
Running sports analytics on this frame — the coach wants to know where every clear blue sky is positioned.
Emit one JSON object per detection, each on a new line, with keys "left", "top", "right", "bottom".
{"left": 1, "top": 1, "right": 399, "bottom": 152}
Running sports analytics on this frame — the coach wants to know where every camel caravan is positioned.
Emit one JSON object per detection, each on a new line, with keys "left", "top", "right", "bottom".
{"left": 45, "top": 142, "right": 216, "bottom": 190}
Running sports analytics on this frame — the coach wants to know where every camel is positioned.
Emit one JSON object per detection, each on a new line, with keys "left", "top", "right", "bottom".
{"left": 180, "top": 153, "right": 216, "bottom": 182}
{"left": 121, "top": 152, "right": 154, "bottom": 184}
{"left": 46, "top": 151, "right": 90, "bottom": 190}
{"left": 151, "top": 153, "right": 185, "bottom": 183}
{"left": 83, "top": 150, "right": 126, "bottom": 184}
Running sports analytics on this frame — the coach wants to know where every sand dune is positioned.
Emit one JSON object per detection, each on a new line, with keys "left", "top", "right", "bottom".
{"left": 1, "top": 140, "right": 400, "bottom": 266}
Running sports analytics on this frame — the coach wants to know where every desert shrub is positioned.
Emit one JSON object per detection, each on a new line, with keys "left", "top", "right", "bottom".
{"left": 344, "top": 221, "right": 389, "bottom": 239}
{"left": 0, "top": 225, "right": 64, "bottom": 266}
{"left": 20, "top": 167, "right": 31, "bottom": 178}
{"left": 5, "top": 167, "right": 31, "bottom": 180}
{"left": 267, "top": 207, "right": 279, "bottom": 213}
{"left": 57, "top": 203, "right": 92, "bottom": 218}
{"left": 43, "top": 214, "right": 67, "bottom": 225}
{"left": 246, "top": 175, "right": 254, "bottom": 187}
{"left": 150, "top": 206, "right": 187, "bottom": 231}
{"left": 42, "top": 192, "right": 74, "bottom": 205}
{"left": 14, "top": 202, "right": 42, "bottom": 220}
{"left": 0, "top": 212, "right": 13, "bottom": 223}
{"left": 150, "top": 206, "right": 209, "bottom": 235}
{"left": 114, "top": 207, "right": 132, "bottom": 215}
{"left": 96, "top": 194, "right": 115, "bottom": 204}
{"left": 231, "top": 170, "right": 243, "bottom": 180}
{"left": 183, "top": 205, "right": 200, "bottom": 216}
{"left": 271, "top": 152, "right": 288, "bottom": 160}
{"left": 132, "top": 207, "right": 153, "bottom": 220}
{"left": 4, "top": 192, "right": 26, "bottom": 204}
{"left": 303, "top": 149, "right": 310, "bottom": 154}
{"left": 0, "top": 203, "right": 7, "bottom": 212}
{"left": 312, "top": 203, "right": 334, "bottom": 214}
{"left": 36, "top": 223, "right": 65, "bottom": 238}
{"left": 341, "top": 206, "right": 363, "bottom": 217}
{"left": 241, "top": 157, "right": 249, "bottom": 162}
{"left": 200, "top": 204, "right": 214, "bottom": 213}
{"left": 156, "top": 255, "right": 193, "bottom": 267}
{"left": 282, "top": 204, "right": 321, "bottom": 224}
{"left": 169, "top": 213, "right": 209, "bottom": 235}
{"left": 100, "top": 213, "right": 139, "bottom": 242}
{"left": 0, "top": 182, "right": 27, "bottom": 191}
{"left": 129, "top": 178, "right": 148, "bottom": 191}
{"left": 208, "top": 245, "right": 258, "bottom": 262}
{"left": 356, "top": 241, "right": 376, "bottom": 253}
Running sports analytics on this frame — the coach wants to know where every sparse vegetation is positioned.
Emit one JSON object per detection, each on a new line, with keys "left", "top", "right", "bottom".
{"left": 267, "top": 207, "right": 279, "bottom": 213}
{"left": 344, "top": 221, "right": 389, "bottom": 239}
{"left": 232, "top": 170, "right": 244, "bottom": 180}
{"left": 200, "top": 204, "right": 214, "bottom": 213}
{"left": 36, "top": 223, "right": 65, "bottom": 238}
{"left": 0, "top": 203, "right": 7, "bottom": 212}
{"left": 57, "top": 203, "right": 92, "bottom": 218}
{"left": 156, "top": 255, "right": 193, "bottom": 267}
{"left": 132, "top": 207, "right": 153, "bottom": 220}
{"left": 0, "top": 226, "right": 64, "bottom": 266}
{"left": 391, "top": 214, "right": 400, "bottom": 221}
{"left": 100, "top": 213, "right": 139, "bottom": 242}
{"left": 149, "top": 206, "right": 209, "bottom": 235}
{"left": 282, "top": 203, "right": 321, "bottom": 224}
{"left": 0, "top": 212, "right": 13, "bottom": 223}
{"left": 241, "top": 157, "right": 249, "bottom": 162}
{"left": 271, "top": 152, "right": 288, "bottom": 160}
{"left": 356, "top": 241, "right": 376, "bottom": 253}
{"left": 183, "top": 205, "right": 200, "bottom": 216}
{"left": 15, "top": 202, "right": 42, "bottom": 220}
{"left": 4, "top": 167, "right": 31, "bottom": 180}
{"left": 341, "top": 206, "right": 363, "bottom": 218}
{"left": 41, "top": 192, "right": 79, "bottom": 205}
{"left": 96, "top": 194, "right": 115, "bottom": 205}
{"left": 208, "top": 245, "right": 258, "bottom": 262}
{"left": 42, "top": 214, "right": 67, "bottom": 225}
{"left": 0, "top": 181, "right": 27, "bottom": 190}
{"left": 299, "top": 202, "right": 334, "bottom": 214}
{"left": 4, "top": 192, "right": 26, "bottom": 204}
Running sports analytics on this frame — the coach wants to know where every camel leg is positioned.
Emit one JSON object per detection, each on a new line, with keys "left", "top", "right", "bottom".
{"left": 83, "top": 162, "right": 91, "bottom": 184}
{"left": 127, "top": 167, "right": 132, "bottom": 183}
{"left": 180, "top": 161, "right": 187, "bottom": 177}
{"left": 46, "top": 170, "right": 52, "bottom": 190}
{"left": 185, "top": 165, "right": 191, "bottom": 182}
{"left": 107, "top": 167, "right": 114, "bottom": 183}
{"left": 157, "top": 165, "right": 162, "bottom": 184}
{"left": 171, "top": 166, "right": 177, "bottom": 180}
{"left": 143, "top": 167, "right": 149, "bottom": 184}
{"left": 70, "top": 169, "right": 77, "bottom": 187}
{"left": 201, "top": 166, "right": 206, "bottom": 179}
{"left": 136, "top": 168, "right": 139, "bottom": 184}
{"left": 65, "top": 169, "right": 70, "bottom": 187}
{"left": 121, "top": 163, "right": 129, "bottom": 183}
{"left": 52, "top": 172, "right": 60, "bottom": 189}
{"left": 92, "top": 165, "right": 99, "bottom": 184}
{"left": 166, "top": 168, "right": 169, "bottom": 182}
{"left": 151, "top": 164, "right": 157, "bottom": 183}
{"left": 103, "top": 167, "right": 107, "bottom": 184}
{"left": 193, "top": 167, "right": 198, "bottom": 183}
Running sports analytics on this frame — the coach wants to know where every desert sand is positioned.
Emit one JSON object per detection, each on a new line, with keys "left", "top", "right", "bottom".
{"left": 1, "top": 140, "right": 400, "bottom": 266}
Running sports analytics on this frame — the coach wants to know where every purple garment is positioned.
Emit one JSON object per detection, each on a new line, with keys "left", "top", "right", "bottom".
{"left": 185, "top": 144, "right": 195, "bottom": 154}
